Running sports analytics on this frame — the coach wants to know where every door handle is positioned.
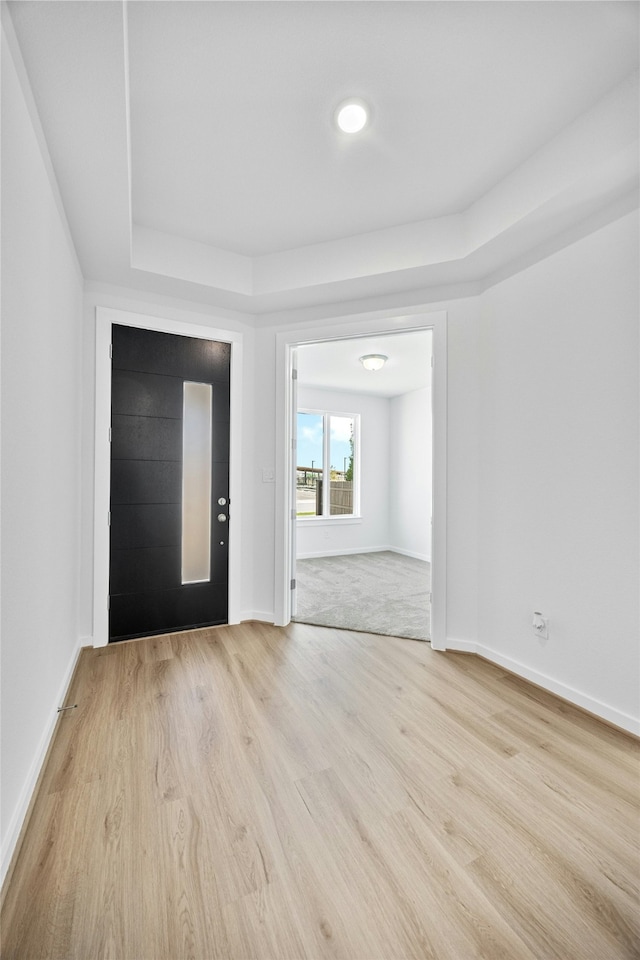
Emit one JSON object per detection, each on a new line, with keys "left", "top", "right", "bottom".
{"left": 217, "top": 514, "right": 227, "bottom": 523}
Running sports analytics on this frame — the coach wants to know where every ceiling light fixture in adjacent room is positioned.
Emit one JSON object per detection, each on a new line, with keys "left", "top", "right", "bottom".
{"left": 359, "top": 354, "right": 388, "bottom": 372}
{"left": 335, "top": 99, "right": 369, "bottom": 133}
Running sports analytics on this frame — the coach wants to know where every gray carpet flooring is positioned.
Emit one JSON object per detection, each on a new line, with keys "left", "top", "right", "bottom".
{"left": 293, "top": 550, "right": 431, "bottom": 641}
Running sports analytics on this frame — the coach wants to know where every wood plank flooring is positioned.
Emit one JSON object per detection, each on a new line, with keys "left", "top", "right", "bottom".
{"left": 1, "top": 622, "right": 639, "bottom": 959}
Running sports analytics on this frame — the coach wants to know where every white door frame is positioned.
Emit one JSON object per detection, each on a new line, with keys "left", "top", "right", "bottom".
{"left": 274, "top": 308, "right": 447, "bottom": 650}
{"left": 93, "top": 306, "right": 243, "bottom": 647}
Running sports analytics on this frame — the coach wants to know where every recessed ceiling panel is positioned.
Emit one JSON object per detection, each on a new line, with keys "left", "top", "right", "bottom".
{"left": 7, "top": 0, "right": 638, "bottom": 311}
{"left": 127, "top": 1, "right": 639, "bottom": 256}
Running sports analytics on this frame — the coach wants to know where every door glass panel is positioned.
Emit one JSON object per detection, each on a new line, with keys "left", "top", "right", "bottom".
{"left": 182, "top": 382, "right": 212, "bottom": 584}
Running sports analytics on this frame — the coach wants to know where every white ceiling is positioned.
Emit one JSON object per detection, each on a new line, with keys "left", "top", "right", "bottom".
{"left": 297, "top": 330, "right": 432, "bottom": 398}
{"left": 127, "top": 0, "right": 636, "bottom": 257}
{"left": 5, "top": 1, "right": 639, "bottom": 316}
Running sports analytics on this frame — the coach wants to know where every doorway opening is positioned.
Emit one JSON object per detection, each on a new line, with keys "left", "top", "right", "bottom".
{"left": 290, "top": 328, "right": 433, "bottom": 642}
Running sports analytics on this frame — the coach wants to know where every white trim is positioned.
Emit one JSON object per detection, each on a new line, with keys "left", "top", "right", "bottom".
{"left": 275, "top": 307, "right": 447, "bottom": 649}
{"left": 275, "top": 339, "right": 296, "bottom": 625}
{"left": 297, "top": 545, "right": 391, "bottom": 560}
{"left": 429, "top": 315, "right": 447, "bottom": 650}
{"left": 1, "top": 638, "right": 85, "bottom": 885}
{"left": 443, "top": 639, "right": 640, "bottom": 737}
{"left": 290, "top": 348, "right": 299, "bottom": 618}
{"left": 296, "top": 546, "right": 430, "bottom": 561}
{"left": 387, "top": 546, "right": 431, "bottom": 563}
{"left": 297, "top": 517, "right": 362, "bottom": 527}
{"left": 241, "top": 611, "right": 275, "bottom": 624}
{"left": 93, "top": 307, "right": 243, "bottom": 647}
{"left": 443, "top": 638, "right": 478, "bottom": 655}
{"left": 94, "top": 313, "right": 112, "bottom": 648}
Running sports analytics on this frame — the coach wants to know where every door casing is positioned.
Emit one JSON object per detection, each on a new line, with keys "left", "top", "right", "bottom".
{"left": 274, "top": 308, "right": 447, "bottom": 650}
{"left": 93, "top": 307, "right": 243, "bottom": 647}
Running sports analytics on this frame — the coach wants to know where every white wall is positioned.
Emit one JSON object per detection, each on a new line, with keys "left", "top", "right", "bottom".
{"left": 389, "top": 386, "right": 432, "bottom": 561}
{"left": 475, "top": 210, "right": 639, "bottom": 730}
{"left": 296, "top": 385, "right": 390, "bottom": 558}
{"left": 1, "top": 27, "right": 84, "bottom": 878}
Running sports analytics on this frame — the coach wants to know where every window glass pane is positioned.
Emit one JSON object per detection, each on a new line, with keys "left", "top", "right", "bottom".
{"left": 329, "top": 415, "right": 355, "bottom": 515}
{"left": 296, "top": 412, "right": 324, "bottom": 517}
{"left": 182, "top": 382, "right": 212, "bottom": 583}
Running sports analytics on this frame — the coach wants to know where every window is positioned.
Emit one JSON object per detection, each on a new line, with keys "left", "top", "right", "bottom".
{"left": 181, "top": 381, "right": 212, "bottom": 584}
{"left": 296, "top": 410, "right": 359, "bottom": 518}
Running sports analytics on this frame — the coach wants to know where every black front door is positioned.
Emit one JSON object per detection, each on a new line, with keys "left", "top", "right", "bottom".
{"left": 109, "top": 324, "right": 230, "bottom": 642}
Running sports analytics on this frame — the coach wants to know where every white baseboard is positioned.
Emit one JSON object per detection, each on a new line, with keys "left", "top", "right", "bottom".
{"left": 443, "top": 638, "right": 640, "bottom": 737}
{"left": 387, "top": 546, "right": 431, "bottom": 563}
{"left": 296, "top": 546, "right": 390, "bottom": 560}
{"left": 443, "top": 638, "right": 478, "bottom": 654}
{"left": 240, "top": 611, "right": 275, "bottom": 624}
{"left": 296, "top": 546, "right": 431, "bottom": 562}
{"left": 1, "top": 636, "right": 87, "bottom": 886}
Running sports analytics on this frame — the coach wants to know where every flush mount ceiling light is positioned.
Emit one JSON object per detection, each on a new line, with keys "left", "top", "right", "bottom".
{"left": 335, "top": 99, "right": 369, "bottom": 134}
{"left": 360, "top": 354, "right": 388, "bottom": 372}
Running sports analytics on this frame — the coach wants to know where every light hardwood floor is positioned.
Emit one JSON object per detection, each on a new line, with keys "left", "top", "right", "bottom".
{"left": 2, "top": 622, "right": 639, "bottom": 959}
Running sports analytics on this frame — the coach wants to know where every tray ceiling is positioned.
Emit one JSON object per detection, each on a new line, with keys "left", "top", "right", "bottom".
{"left": 6, "top": 1, "right": 639, "bottom": 315}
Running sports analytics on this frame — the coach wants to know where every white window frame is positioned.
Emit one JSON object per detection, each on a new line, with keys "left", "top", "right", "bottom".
{"left": 297, "top": 408, "right": 361, "bottom": 521}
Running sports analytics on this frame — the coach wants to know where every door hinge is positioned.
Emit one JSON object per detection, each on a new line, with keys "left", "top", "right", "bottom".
{"left": 108, "top": 426, "right": 112, "bottom": 442}
{"left": 109, "top": 344, "right": 113, "bottom": 359}
{"left": 291, "top": 508, "right": 296, "bottom": 520}
{"left": 292, "top": 369, "right": 298, "bottom": 380}
{"left": 290, "top": 579, "right": 296, "bottom": 590}
{"left": 108, "top": 511, "right": 111, "bottom": 526}
{"left": 429, "top": 592, "right": 432, "bottom": 603}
